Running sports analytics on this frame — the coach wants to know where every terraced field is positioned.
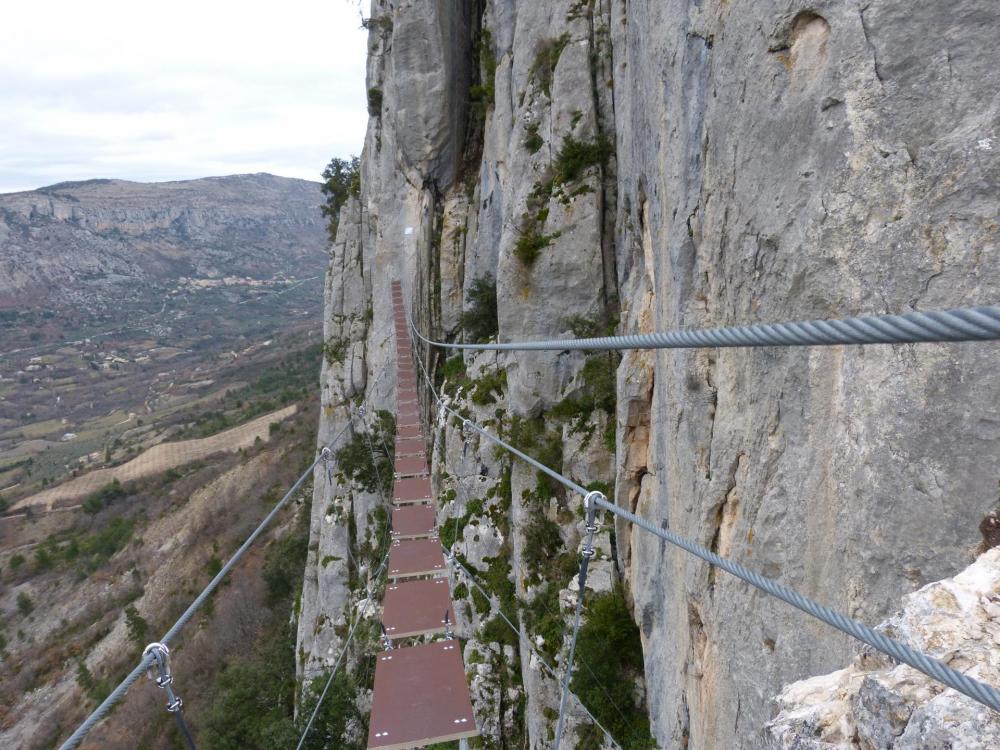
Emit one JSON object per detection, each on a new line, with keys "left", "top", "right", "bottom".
{"left": 10, "top": 405, "right": 297, "bottom": 511}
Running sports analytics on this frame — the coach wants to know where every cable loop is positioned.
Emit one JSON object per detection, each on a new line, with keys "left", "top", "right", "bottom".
{"left": 582, "top": 490, "right": 604, "bottom": 513}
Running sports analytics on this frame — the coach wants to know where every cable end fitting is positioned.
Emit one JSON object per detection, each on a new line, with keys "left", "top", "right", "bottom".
{"left": 582, "top": 490, "right": 605, "bottom": 517}
{"left": 142, "top": 642, "right": 170, "bottom": 680}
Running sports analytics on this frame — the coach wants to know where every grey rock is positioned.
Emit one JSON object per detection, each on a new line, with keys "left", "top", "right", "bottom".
{"left": 299, "top": 0, "right": 1000, "bottom": 746}
{"left": 762, "top": 549, "right": 1000, "bottom": 749}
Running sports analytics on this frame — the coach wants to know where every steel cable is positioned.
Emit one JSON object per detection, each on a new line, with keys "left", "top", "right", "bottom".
{"left": 295, "top": 548, "right": 391, "bottom": 750}
{"left": 591, "top": 494, "right": 1000, "bottom": 712}
{"left": 296, "top": 326, "right": 407, "bottom": 747}
{"left": 447, "top": 551, "right": 622, "bottom": 750}
{"left": 58, "top": 396, "right": 374, "bottom": 750}
{"left": 410, "top": 304, "right": 1000, "bottom": 352}
{"left": 403, "top": 304, "right": 1000, "bottom": 714}
{"left": 555, "top": 497, "right": 598, "bottom": 748}
{"left": 436, "top": 409, "right": 623, "bottom": 749}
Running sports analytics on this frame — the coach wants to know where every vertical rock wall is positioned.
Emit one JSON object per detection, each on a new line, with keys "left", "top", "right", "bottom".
{"left": 612, "top": 1, "right": 999, "bottom": 746}
{"left": 299, "top": 1, "right": 1000, "bottom": 746}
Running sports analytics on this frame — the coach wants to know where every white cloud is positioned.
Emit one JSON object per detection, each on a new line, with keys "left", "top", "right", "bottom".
{"left": 0, "top": 0, "right": 369, "bottom": 192}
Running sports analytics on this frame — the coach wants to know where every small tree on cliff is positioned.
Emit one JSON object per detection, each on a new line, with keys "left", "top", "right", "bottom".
{"left": 320, "top": 155, "right": 361, "bottom": 242}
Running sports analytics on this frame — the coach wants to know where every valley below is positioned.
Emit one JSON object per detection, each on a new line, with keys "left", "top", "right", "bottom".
{"left": 0, "top": 173, "right": 331, "bottom": 747}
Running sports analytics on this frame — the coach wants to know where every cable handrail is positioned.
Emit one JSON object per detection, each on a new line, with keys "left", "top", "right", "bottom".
{"left": 410, "top": 304, "right": 1000, "bottom": 352}
{"left": 446, "top": 550, "right": 623, "bottom": 750}
{"left": 56, "top": 348, "right": 397, "bottom": 750}
{"left": 437, "top": 403, "right": 623, "bottom": 749}
{"left": 58, "top": 447, "right": 328, "bottom": 750}
{"left": 296, "top": 363, "right": 399, "bottom": 747}
{"left": 403, "top": 303, "right": 1000, "bottom": 714}
{"left": 295, "top": 547, "right": 391, "bottom": 750}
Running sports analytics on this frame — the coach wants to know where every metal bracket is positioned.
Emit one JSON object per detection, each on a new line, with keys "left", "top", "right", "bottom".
{"left": 580, "top": 492, "right": 603, "bottom": 560}
{"left": 144, "top": 642, "right": 185, "bottom": 713}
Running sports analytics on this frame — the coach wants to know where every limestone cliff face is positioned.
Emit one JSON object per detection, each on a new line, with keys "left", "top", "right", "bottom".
{"left": 299, "top": 1, "right": 1000, "bottom": 747}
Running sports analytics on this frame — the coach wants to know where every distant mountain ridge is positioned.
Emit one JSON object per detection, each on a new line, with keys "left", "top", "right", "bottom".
{"left": 0, "top": 173, "right": 327, "bottom": 309}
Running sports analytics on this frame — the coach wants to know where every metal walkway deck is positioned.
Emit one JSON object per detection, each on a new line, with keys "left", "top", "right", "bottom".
{"left": 367, "top": 281, "right": 479, "bottom": 749}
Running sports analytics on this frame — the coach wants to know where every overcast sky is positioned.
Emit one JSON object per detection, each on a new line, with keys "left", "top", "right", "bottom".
{"left": 0, "top": 0, "right": 369, "bottom": 193}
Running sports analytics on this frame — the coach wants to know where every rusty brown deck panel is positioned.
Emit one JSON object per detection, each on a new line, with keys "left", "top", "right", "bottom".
{"left": 396, "top": 451, "right": 427, "bottom": 466}
{"left": 397, "top": 424, "right": 423, "bottom": 440}
{"left": 393, "top": 476, "right": 432, "bottom": 503}
{"left": 382, "top": 579, "right": 455, "bottom": 638}
{"left": 368, "top": 641, "right": 478, "bottom": 750}
{"left": 395, "top": 438, "right": 425, "bottom": 457}
{"left": 388, "top": 538, "right": 445, "bottom": 580}
{"left": 391, "top": 505, "right": 436, "bottom": 539}
{"left": 394, "top": 455, "right": 428, "bottom": 477}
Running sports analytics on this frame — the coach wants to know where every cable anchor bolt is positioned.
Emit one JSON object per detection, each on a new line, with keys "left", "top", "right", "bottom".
{"left": 143, "top": 642, "right": 186, "bottom": 715}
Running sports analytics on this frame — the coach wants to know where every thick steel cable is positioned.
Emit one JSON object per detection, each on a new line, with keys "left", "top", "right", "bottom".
{"left": 160, "top": 454, "right": 322, "bottom": 646}
{"left": 437, "top": 394, "right": 636, "bottom": 739}
{"left": 59, "top": 423, "right": 355, "bottom": 750}
{"left": 591, "top": 494, "right": 1000, "bottom": 712}
{"left": 447, "top": 551, "right": 621, "bottom": 750}
{"left": 555, "top": 498, "right": 598, "bottom": 749}
{"left": 437, "top": 416, "right": 624, "bottom": 749}
{"left": 172, "top": 713, "right": 198, "bottom": 750}
{"left": 57, "top": 655, "right": 155, "bottom": 750}
{"left": 441, "top": 395, "right": 1000, "bottom": 711}
{"left": 295, "top": 548, "right": 391, "bottom": 750}
{"left": 410, "top": 304, "right": 1000, "bottom": 351}
{"left": 405, "top": 314, "right": 1000, "bottom": 713}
